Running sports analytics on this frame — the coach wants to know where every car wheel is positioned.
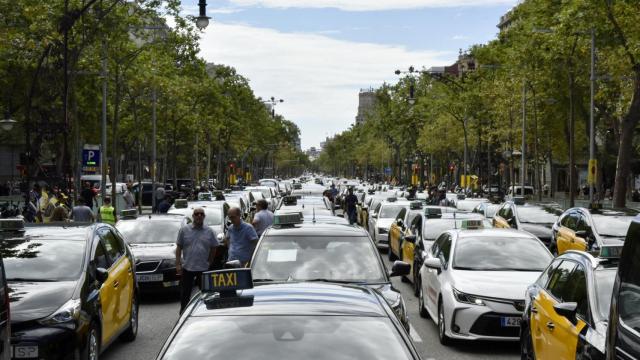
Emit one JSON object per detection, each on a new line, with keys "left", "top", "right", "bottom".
{"left": 438, "top": 301, "right": 451, "bottom": 346}
{"left": 520, "top": 318, "right": 535, "bottom": 360}
{"left": 418, "top": 285, "right": 429, "bottom": 319}
{"left": 120, "top": 295, "right": 139, "bottom": 342}
{"left": 83, "top": 322, "right": 100, "bottom": 360}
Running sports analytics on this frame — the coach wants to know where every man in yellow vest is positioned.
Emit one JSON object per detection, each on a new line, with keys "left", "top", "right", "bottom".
{"left": 98, "top": 197, "right": 117, "bottom": 225}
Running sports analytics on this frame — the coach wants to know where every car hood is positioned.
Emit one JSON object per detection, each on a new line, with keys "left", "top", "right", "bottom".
{"left": 375, "top": 218, "right": 394, "bottom": 230}
{"left": 9, "top": 281, "right": 76, "bottom": 323}
{"left": 453, "top": 270, "right": 541, "bottom": 300}
{"left": 520, "top": 223, "right": 553, "bottom": 240}
{"left": 129, "top": 243, "right": 176, "bottom": 261}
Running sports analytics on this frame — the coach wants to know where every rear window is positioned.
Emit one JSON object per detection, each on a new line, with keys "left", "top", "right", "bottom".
{"left": 0, "top": 239, "right": 85, "bottom": 281}
{"left": 117, "top": 220, "right": 182, "bottom": 244}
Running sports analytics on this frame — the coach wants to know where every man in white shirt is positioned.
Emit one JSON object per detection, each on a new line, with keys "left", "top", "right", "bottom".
{"left": 251, "top": 199, "right": 274, "bottom": 237}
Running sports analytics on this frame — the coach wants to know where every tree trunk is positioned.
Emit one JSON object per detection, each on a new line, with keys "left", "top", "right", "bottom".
{"left": 613, "top": 71, "right": 640, "bottom": 207}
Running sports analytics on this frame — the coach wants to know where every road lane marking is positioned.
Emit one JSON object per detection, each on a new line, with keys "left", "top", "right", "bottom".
{"left": 410, "top": 324, "right": 422, "bottom": 342}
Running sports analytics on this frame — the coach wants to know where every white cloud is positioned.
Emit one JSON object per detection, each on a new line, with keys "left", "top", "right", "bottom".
{"left": 199, "top": 23, "right": 452, "bottom": 148}
{"left": 227, "top": 0, "right": 516, "bottom": 11}
{"left": 452, "top": 34, "right": 469, "bottom": 40}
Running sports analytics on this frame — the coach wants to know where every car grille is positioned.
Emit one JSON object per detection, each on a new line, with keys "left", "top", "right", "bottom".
{"left": 136, "top": 261, "right": 160, "bottom": 272}
{"left": 469, "top": 312, "right": 520, "bottom": 338}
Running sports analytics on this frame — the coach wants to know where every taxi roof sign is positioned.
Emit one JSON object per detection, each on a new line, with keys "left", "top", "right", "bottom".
{"left": 174, "top": 199, "right": 188, "bottom": 209}
{"left": 120, "top": 209, "right": 137, "bottom": 218}
{"left": 0, "top": 219, "right": 25, "bottom": 232}
{"left": 513, "top": 196, "right": 526, "bottom": 205}
{"left": 202, "top": 268, "right": 253, "bottom": 297}
{"left": 410, "top": 201, "right": 423, "bottom": 210}
{"left": 386, "top": 197, "right": 397, "bottom": 202}
{"left": 599, "top": 244, "right": 623, "bottom": 259}
{"left": 273, "top": 212, "right": 303, "bottom": 226}
{"left": 282, "top": 195, "right": 298, "bottom": 206}
{"left": 425, "top": 207, "right": 442, "bottom": 218}
{"left": 198, "top": 192, "right": 213, "bottom": 201}
{"left": 460, "top": 219, "right": 484, "bottom": 230}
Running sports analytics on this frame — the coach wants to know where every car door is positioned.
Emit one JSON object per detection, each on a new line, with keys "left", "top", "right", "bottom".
{"left": 493, "top": 203, "right": 511, "bottom": 228}
{"left": 99, "top": 227, "right": 131, "bottom": 340}
{"left": 403, "top": 215, "right": 421, "bottom": 279}
{"left": 369, "top": 203, "right": 381, "bottom": 238}
{"left": 92, "top": 234, "right": 118, "bottom": 344}
{"left": 111, "top": 229, "right": 135, "bottom": 331}
{"left": 557, "top": 212, "right": 580, "bottom": 255}
{"left": 425, "top": 233, "right": 451, "bottom": 316}
{"left": 533, "top": 260, "right": 578, "bottom": 359}
{"left": 389, "top": 208, "right": 406, "bottom": 256}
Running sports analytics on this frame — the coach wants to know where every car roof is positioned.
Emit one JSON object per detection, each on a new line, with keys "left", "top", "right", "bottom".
{"left": 454, "top": 228, "right": 536, "bottom": 239}
{"left": 263, "top": 222, "right": 367, "bottom": 237}
{"left": 581, "top": 207, "right": 639, "bottom": 217}
{"left": 190, "top": 283, "right": 387, "bottom": 317}
{"left": 6, "top": 223, "right": 96, "bottom": 241}
{"left": 121, "top": 214, "right": 185, "bottom": 223}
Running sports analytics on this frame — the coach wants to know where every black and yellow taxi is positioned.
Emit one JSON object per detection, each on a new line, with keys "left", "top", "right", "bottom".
{"left": 0, "top": 222, "right": 138, "bottom": 360}
{"left": 493, "top": 200, "right": 563, "bottom": 250}
{"left": 607, "top": 214, "right": 640, "bottom": 359}
{"left": 155, "top": 268, "right": 422, "bottom": 360}
{"left": 388, "top": 201, "right": 423, "bottom": 262}
{"left": 520, "top": 246, "right": 619, "bottom": 359}
{"left": 551, "top": 207, "right": 639, "bottom": 255}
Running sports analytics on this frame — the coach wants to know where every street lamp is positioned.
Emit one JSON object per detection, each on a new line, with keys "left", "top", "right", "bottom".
{"left": 196, "top": 0, "right": 211, "bottom": 30}
{"left": 262, "top": 96, "right": 284, "bottom": 118}
{"left": 0, "top": 118, "right": 16, "bottom": 132}
{"left": 394, "top": 66, "right": 417, "bottom": 105}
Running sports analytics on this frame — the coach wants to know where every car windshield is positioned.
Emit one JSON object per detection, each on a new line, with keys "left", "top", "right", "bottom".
{"left": 592, "top": 216, "right": 634, "bottom": 237}
{"left": 379, "top": 205, "right": 405, "bottom": 219}
{"left": 0, "top": 239, "right": 85, "bottom": 281}
{"left": 116, "top": 220, "right": 181, "bottom": 244}
{"left": 517, "top": 207, "right": 559, "bottom": 224}
{"left": 160, "top": 316, "right": 413, "bottom": 360}
{"left": 424, "top": 219, "right": 491, "bottom": 240}
{"left": 453, "top": 236, "right": 552, "bottom": 271}
{"left": 594, "top": 269, "right": 616, "bottom": 320}
{"left": 251, "top": 236, "right": 386, "bottom": 283}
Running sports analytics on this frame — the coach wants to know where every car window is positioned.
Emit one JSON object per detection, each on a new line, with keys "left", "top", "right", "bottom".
{"left": 431, "top": 233, "right": 446, "bottom": 257}
{"left": 546, "top": 260, "right": 577, "bottom": 300}
{"left": 537, "top": 259, "right": 561, "bottom": 288}
{"left": 93, "top": 239, "right": 111, "bottom": 269}
{"left": 618, "top": 224, "right": 640, "bottom": 333}
{"left": 1, "top": 239, "right": 86, "bottom": 281}
{"left": 439, "top": 235, "right": 452, "bottom": 265}
{"left": 564, "top": 264, "right": 589, "bottom": 320}
{"left": 504, "top": 205, "right": 514, "bottom": 220}
{"left": 100, "top": 228, "right": 125, "bottom": 264}
{"left": 562, "top": 212, "right": 580, "bottom": 230}
{"left": 396, "top": 208, "right": 406, "bottom": 221}
{"left": 576, "top": 214, "right": 590, "bottom": 233}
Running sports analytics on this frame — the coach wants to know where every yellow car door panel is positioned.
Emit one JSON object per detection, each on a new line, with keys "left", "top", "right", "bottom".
{"left": 100, "top": 228, "right": 132, "bottom": 340}
{"left": 389, "top": 224, "right": 402, "bottom": 256}
{"left": 94, "top": 237, "right": 119, "bottom": 344}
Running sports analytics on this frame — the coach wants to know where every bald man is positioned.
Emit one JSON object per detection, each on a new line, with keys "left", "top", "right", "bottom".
{"left": 225, "top": 207, "right": 259, "bottom": 265}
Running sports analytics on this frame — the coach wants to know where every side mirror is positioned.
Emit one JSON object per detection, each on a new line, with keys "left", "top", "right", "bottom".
{"left": 424, "top": 257, "right": 442, "bottom": 270}
{"left": 96, "top": 267, "right": 109, "bottom": 284}
{"left": 371, "top": 213, "right": 378, "bottom": 219}
{"left": 396, "top": 219, "right": 404, "bottom": 226}
{"left": 553, "top": 302, "right": 578, "bottom": 323}
{"left": 389, "top": 261, "right": 411, "bottom": 277}
{"left": 574, "top": 230, "right": 588, "bottom": 239}
{"left": 404, "top": 235, "right": 417, "bottom": 244}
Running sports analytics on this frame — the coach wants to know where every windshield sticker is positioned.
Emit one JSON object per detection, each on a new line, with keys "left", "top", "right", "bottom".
{"left": 267, "top": 249, "right": 297, "bottom": 262}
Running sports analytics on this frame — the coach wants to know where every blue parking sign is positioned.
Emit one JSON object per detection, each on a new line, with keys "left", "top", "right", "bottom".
{"left": 384, "top": 167, "right": 392, "bottom": 175}
{"left": 82, "top": 149, "right": 100, "bottom": 167}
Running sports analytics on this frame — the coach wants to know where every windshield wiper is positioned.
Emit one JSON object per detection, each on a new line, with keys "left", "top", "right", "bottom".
{"left": 252, "top": 279, "right": 276, "bottom": 282}
{"left": 302, "top": 278, "right": 356, "bottom": 284}
{"left": 7, "top": 278, "right": 58, "bottom": 282}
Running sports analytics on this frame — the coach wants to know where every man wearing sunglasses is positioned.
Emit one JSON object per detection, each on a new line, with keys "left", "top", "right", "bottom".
{"left": 225, "top": 207, "right": 259, "bottom": 267}
{"left": 176, "top": 207, "right": 219, "bottom": 312}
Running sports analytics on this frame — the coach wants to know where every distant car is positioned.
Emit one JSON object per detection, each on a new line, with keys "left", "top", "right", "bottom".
{"left": 250, "top": 215, "right": 411, "bottom": 331}
{"left": 607, "top": 214, "right": 640, "bottom": 358}
{"left": 552, "top": 207, "right": 639, "bottom": 255}
{"left": 368, "top": 198, "right": 411, "bottom": 249}
{"left": 419, "top": 228, "right": 553, "bottom": 344}
{"left": 455, "top": 198, "right": 489, "bottom": 212}
{"left": 2, "top": 222, "right": 138, "bottom": 360}
{"left": 493, "top": 201, "right": 563, "bottom": 250}
{"left": 506, "top": 186, "right": 535, "bottom": 201}
{"left": 116, "top": 214, "right": 186, "bottom": 293}
{"left": 520, "top": 249, "right": 617, "bottom": 360}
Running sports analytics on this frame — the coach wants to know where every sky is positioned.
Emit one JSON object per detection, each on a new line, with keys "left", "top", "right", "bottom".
{"left": 180, "top": 0, "right": 518, "bottom": 149}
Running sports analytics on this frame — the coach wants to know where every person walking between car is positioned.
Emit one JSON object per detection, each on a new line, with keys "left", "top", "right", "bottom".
{"left": 344, "top": 188, "right": 358, "bottom": 225}
{"left": 226, "top": 207, "right": 259, "bottom": 267}
{"left": 176, "top": 207, "right": 219, "bottom": 313}
{"left": 80, "top": 182, "right": 97, "bottom": 211}
{"left": 98, "top": 197, "right": 117, "bottom": 225}
{"left": 71, "top": 198, "right": 95, "bottom": 223}
{"left": 123, "top": 184, "right": 135, "bottom": 210}
{"left": 251, "top": 199, "right": 274, "bottom": 237}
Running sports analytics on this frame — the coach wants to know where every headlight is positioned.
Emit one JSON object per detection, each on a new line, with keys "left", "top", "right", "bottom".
{"left": 453, "top": 288, "right": 486, "bottom": 306}
{"left": 384, "top": 292, "right": 406, "bottom": 322}
{"left": 159, "top": 258, "right": 176, "bottom": 269}
{"left": 378, "top": 228, "right": 388, "bottom": 235}
{"left": 39, "top": 298, "right": 81, "bottom": 329}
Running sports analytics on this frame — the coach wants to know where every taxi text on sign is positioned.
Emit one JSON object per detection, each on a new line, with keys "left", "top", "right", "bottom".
{"left": 202, "top": 268, "right": 253, "bottom": 293}
{"left": 588, "top": 159, "right": 597, "bottom": 185}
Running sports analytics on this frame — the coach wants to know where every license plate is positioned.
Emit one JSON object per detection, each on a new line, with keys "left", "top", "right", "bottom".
{"left": 136, "top": 274, "right": 163, "bottom": 282}
{"left": 501, "top": 316, "right": 521, "bottom": 327}
{"left": 13, "top": 345, "right": 38, "bottom": 358}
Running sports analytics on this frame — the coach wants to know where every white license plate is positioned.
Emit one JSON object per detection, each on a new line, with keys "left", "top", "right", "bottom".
{"left": 13, "top": 345, "right": 38, "bottom": 358}
{"left": 501, "top": 316, "right": 521, "bottom": 327}
{"left": 136, "top": 274, "right": 163, "bottom": 282}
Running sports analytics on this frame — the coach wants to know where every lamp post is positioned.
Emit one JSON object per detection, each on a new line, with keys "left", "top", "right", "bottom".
{"left": 394, "top": 66, "right": 417, "bottom": 105}
{"left": 0, "top": 117, "right": 17, "bottom": 191}
{"left": 196, "top": 0, "right": 211, "bottom": 30}
{"left": 262, "top": 97, "right": 284, "bottom": 118}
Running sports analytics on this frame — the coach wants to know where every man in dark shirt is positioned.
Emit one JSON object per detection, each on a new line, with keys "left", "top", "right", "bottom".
{"left": 80, "top": 182, "right": 96, "bottom": 210}
{"left": 344, "top": 188, "right": 359, "bottom": 225}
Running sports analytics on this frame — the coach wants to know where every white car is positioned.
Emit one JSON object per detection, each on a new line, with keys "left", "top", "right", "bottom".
{"left": 418, "top": 228, "right": 553, "bottom": 344}
{"left": 368, "top": 199, "right": 410, "bottom": 248}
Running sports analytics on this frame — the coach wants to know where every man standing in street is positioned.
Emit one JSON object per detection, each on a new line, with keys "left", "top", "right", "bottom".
{"left": 344, "top": 188, "right": 359, "bottom": 225}
{"left": 176, "top": 207, "right": 219, "bottom": 313}
{"left": 154, "top": 186, "right": 165, "bottom": 213}
{"left": 226, "top": 207, "right": 259, "bottom": 266}
{"left": 123, "top": 184, "right": 135, "bottom": 210}
{"left": 98, "top": 197, "right": 117, "bottom": 225}
{"left": 71, "top": 198, "right": 95, "bottom": 223}
{"left": 251, "top": 199, "right": 274, "bottom": 237}
{"left": 80, "top": 182, "right": 96, "bottom": 211}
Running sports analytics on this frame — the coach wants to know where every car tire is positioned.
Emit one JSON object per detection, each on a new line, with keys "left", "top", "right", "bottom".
{"left": 418, "top": 285, "right": 429, "bottom": 319}
{"left": 520, "top": 318, "right": 535, "bottom": 360}
{"left": 438, "top": 301, "right": 451, "bottom": 346}
{"left": 120, "top": 295, "right": 139, "bottom": 342}
{"left": 83, "top": 322, "right": 100, "bottom": 360}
